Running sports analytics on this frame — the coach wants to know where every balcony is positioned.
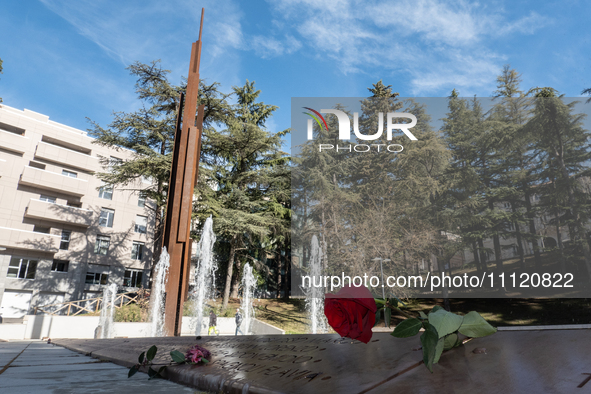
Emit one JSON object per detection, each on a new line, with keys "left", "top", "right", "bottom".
{"left": 0, "top": 129, "right": 31, "bottom": 154}
{"left": 0, "top": 226, "right": 60, "bottom": 253}
{"left": 34, "top": 142, "right": 100, "bottom": 172}
{"left": 24, "top": 199, "right": 93, "bottom": 227}
{"left": 20, "top": 166, "right": 88, "bottom": 196}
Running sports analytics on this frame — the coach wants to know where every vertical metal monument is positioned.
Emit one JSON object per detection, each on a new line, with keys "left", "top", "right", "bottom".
{"left": 162, "top": 8, "right": 205, "bottom": 336}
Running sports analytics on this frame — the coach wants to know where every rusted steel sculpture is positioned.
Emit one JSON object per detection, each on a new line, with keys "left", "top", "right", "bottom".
{"left": 162, "top": 9, "right": 205, "bottom": 336}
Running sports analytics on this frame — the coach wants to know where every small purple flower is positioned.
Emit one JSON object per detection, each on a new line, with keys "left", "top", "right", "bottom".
{"left": 185, "top": 345, "right": 211, "bottom": 364}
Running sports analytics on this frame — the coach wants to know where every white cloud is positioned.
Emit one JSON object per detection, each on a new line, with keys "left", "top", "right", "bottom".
{"left": 251, "top": 35, "right": 302, "bottom": 58}
{"left": 266, "top": 0, "right": 551, "bottom": 94}
{"left": 39, "top": 0, "right": 246, "bottom": 99}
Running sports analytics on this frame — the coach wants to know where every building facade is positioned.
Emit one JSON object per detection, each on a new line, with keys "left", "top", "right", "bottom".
{"left": 0, "top": 105, "right": 155, "bottom": 317}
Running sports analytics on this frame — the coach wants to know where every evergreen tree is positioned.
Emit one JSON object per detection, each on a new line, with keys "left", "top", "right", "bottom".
{"left": 196, "top": 80, "right": 289, "bottom": 309}
{"left": 527, "top": 88, "right": 591, "bottom": 278}
{"left": 490, "top": 66, "right": 542, "bottom": 268}
{"left": 89, "top": 60, "right": 230, "bottom": 265}
{"left": 441, "top": 92, "right": 490, "bottom": 272}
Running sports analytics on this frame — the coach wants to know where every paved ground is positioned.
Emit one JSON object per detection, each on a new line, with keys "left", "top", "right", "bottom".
{"left": 0, "top": 340, "right": 202, "bottom": 394}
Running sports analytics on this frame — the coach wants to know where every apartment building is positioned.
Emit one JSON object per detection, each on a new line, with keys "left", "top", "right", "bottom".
{"left": 0, "top": 105, "right": 155, "bottom": 318}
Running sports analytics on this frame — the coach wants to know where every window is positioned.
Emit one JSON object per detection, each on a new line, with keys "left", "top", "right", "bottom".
{"left": 131, "top": 241, "right": 144, "bottom": 260}
{"left": 51, "top": 259, "right": 69, "bottom": 272}
{"left": 138, "top": 192, "right": 146, "bottom": 208}
{"left": 99, "top": 208, "right": 114, "bottom": 228}
{"left": 33, "top": 225, "right": 50, "bottom": 234}
{"left": 29, "top": 161, "right": 46, "bottom": 170}
{"left": 0, "top": 121, "right": 25, "bottom": 135}
{"left": 123, "top": 269, "right": 143, "bottom": 288}
{"left": 60, "top": 230, "right": 71, "bottom": 250}
{"left": 67, "top": 201, "right": 82, "bottom": 208}
{"left": 40, "top": 195, "right": 56, "bottom": 203}
{"left": 85, "top": 272, "right": 108, "bottom": 285}
{"left": 62, "top": 169, "right": 77, "bottom": 178}
{"left": 135, "top": 215, "right": 147, "bottom": 234}
{"left": 98, "top": 182, "right": 113, "bottom": 200}
{"left": 503, "top": 202, "right": 511, "bottom": 209}
{"left": 94, "top": 235, "right": 110, "bottom": 255}
{"left": 7, "top": 257, "right": 37, "bottom": 279}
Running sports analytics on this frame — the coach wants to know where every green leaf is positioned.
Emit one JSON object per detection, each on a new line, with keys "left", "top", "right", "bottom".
{"left": 384, "top": 307, "right": 391, "bottom": 328}
{"left": 443, "top": 333, "right": 459, "bottom": 350}
{"left": 430, "top": 305, "right": 444, "bottom": 313}
{"left": 375, "top": 298, "right": 386, "bottom": 306}
{"left": 170, "top": 350, "right": 186, "bottom": 364}
{"left": 157, "top": 366, "right": 167, "bottom": 377}
{"left": 433, "top": 337, "right": 445, "bottom": 364}
{"left": 428, "top": 309, "right": 463, "bottom": 338}
{"left": 201, "top": 358, "right": 209, "bottom": 364}
{"left": 420, "top": 323, "right": 439, "bottom": 373}
{"left": 147, "top": 367, "right": 158, "bottom": 379}
{"left": 392, "top": 318, "right": 422, "bottom": 338}
{"left": 138, "top": 352, "right": 145, "bottom": 365}
{"left": 373, "top": 309, "right": 382, "bottom": 327}
{"left": 146, "top": 345, "right": 157, "bottom": 362}
{"left": 419, "top": 311, "right": 428, "bottom": 320}
{"left": 128, "top": 364, "right": 139, "bottom": 378}
{"left": 458, "top": 311, "right": 497, "bottom": 338}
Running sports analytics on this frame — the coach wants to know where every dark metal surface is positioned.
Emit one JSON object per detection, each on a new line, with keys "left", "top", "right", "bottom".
{"left": 162, "top": 9, "right": 205, "bottom": 336}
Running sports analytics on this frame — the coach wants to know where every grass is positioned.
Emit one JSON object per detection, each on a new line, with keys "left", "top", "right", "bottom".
{"left": 183, "top": 297, "right": 313, "bottom": 334}
{"left": 382, "top": 298, "right": 591, "bottom": 327}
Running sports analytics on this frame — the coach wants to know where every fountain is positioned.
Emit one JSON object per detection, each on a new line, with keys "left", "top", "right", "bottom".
{"left": 150, "top": 247, "right": 170, "bottom": 337}
{"left": 306, "top": 235, "right": 327, "bottom": 334}
{"left": 98, "top": 283, "right": 117, "bottom": 339}
{"left": 191, "top": 216, "right": 218, "bottom": 335}
{"left": 240, "top": 263, "right": 257, "bottom": 335}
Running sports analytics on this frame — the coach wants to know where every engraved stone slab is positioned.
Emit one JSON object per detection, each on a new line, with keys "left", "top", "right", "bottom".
{"left": 50, "top": 328, "right": 591, "bottom": 393}
{"left": 374, "top": 329, "right": 591, "bottom": 393}
{"left": 54, "top": 333, "right": 424, "bottom": 393}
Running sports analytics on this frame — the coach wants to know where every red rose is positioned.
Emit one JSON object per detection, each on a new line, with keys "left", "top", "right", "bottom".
{"left": 324, "top": 285, "right": 377, "bottom": 344}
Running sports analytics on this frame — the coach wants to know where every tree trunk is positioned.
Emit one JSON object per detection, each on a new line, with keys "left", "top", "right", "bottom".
{"left": 523, "top": 187, "right": 542, "bottom": 268}
{"left": 478, "top": 238, "right": 488, "bottom": 272}
{"left": 283, "top": 250, "right": 290, "bottom": 300}
{"left": 472, "top": 242, "right": 482, "bottom": 272}
{"left": 555, "top": 204, "right": 565, "bottom": 273}
{"left": 230, "top": 257, "right": 242, "bottom": 298}
{"left": 512, "top": 202, "right": 525, "bottom": 269}
{"left": 222, "top": 236, "right": 237, "bottom": 310}
{"left": 488, "top": 200, "right": 503, "bottom": 272}
{"left": 276, "top": 248, "right": 282, "bottom": 298}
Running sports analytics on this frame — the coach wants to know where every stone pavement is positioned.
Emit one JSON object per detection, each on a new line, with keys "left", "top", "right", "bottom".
{"left": 0, "top": 340, "right": 201, "bottom": 393}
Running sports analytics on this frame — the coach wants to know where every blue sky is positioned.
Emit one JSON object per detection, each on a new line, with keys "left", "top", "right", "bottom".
{"left": 1, "top": 0, "right": 590, "bottom": 148}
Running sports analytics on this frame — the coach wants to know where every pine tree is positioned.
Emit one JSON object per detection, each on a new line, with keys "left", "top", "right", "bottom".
{"left": 89, "top": 60, "right": 230, "bottom": 266}
{"left": 490, "top": 66, "right": 543, "bottom": 268}
{"left": 196, "top": 80, "right": 289, "bottom": 309}
{"left": 441, "top": 92, "right": 491, "bottom": 272}
{"left": 527, "top": 88, "right": 591, "bottom": 279}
